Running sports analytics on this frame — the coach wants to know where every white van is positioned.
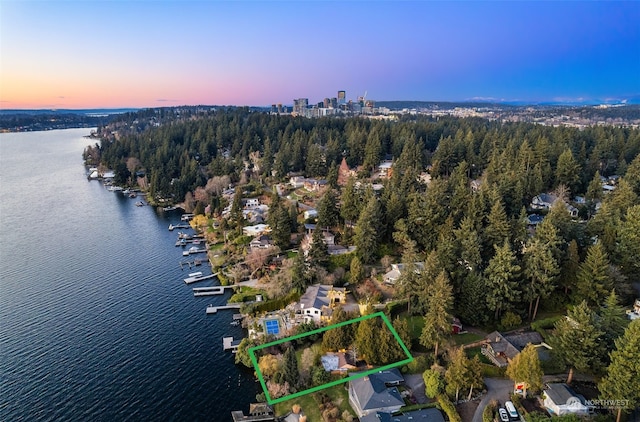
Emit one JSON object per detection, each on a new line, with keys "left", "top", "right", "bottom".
{"left": 505, "top": 401, "right": 519, "bottom": 419}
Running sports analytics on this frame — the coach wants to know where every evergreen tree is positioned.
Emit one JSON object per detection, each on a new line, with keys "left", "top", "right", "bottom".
{"left": 354, "top": 196, "right": 381, "bottom": 264}
{"left": 575, "top": 243, "right": 613, "bottom": 306}
{"left": 340, "top": 176, "right": 360, "bottom": 226}
{"left": 549, "top": 301, "right": 606, "bottom": 383}
{"left": 420, "top": 270, "right": 454, "bottom": 360}
{"left": 282, "top": 346, "right": 299, "bottom": 392}
{"left": 457, "top": 271, "right": 489, "bottom": 327}
{"left": 616, "top": 205, "right": 640, "bottom": 282}
{"left": 423, "top": 369, "right": 445, "bottom": 398}
{"left": 268, "top": 195, "right": 292, "bottom": 250}
{"left": 506, "top": 344, "right": 543, "bottom": 398}
{"left": 597, "top": 290, "right": 629, "bottom": 355}
{"left": 316, "top": 189, "right": 339, "bottom": 229}
{"left": 355, "top": 314, "right": 379, "bottom": 364}
{"left": 308, "top": 228, "right": 329, "bottom": 267}
{"left": 598, "top": 320, "right": 640, "bottom": 422}
{"left": 444, "top": 347, "right": 474, "bottom": 402}
{"left": 484, "top": 197, "right": 511, "bottom": 257}
{"left": 392, "top": 317, "right": 412, "bottom": 356}
{"left": 349, "top": 255, "right": 365, "bottom": 285}
{"left": 523, "top": 238, "right": 559, "bottom": 321}
{"left": 484, "top": 240, "right": 521, "bottom": 320}
{"left": 559, "top": 239, "right": 580, "bottom": 295}
{"left": 555, "top": 148, "right": 581, "bottom": 194}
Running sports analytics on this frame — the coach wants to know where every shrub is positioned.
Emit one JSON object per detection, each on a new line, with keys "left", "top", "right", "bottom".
{"left": 500, "top": 311, "right": 522, "bottom": 331}
{"left": 386, "top": 300, "right": 408, "bottom": 317}
{"left": 423, "top": 369, "right": 445, "bottom": 398}
{"left": 530, "top": 315, "right": 563, "bottom": 337}
{"left": 406, "top": 355, "right": 433, "bottom": 374}
{"left": 483, "top": 399, "right": 498, "bottom": 422}
{"left": 436, "top": 395, "right": 462, "bottom": 422}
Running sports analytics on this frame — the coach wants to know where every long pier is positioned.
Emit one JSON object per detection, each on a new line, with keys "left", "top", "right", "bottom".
{"left": 206, "top": 303, "right": 242, "bottom": 314}
{"left": 183, "top": 272, "right": 218, "bottom": 284}
{"left": 193, "top": 286, "right": 228, "bottom": 296}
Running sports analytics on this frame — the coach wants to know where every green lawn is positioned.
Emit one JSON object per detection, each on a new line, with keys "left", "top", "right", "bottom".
{"left": 273, "top": 384, "right": 355, "bottom": 420}
{"left": 453, "top": 332, "right": 483, "bottom": 346}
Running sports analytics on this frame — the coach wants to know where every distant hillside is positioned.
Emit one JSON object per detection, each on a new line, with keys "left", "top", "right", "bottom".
{"left": 0, "top": 109, "right": 136, "bottom": 132}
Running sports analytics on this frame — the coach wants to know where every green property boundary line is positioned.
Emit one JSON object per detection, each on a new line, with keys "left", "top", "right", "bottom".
{"left": 248, "top": 311, "right": 414, "bottom": 405}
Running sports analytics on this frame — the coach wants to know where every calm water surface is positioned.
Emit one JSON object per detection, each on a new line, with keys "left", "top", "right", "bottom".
{"left": 0, "top": 128, "right": 258, "bottom": 422}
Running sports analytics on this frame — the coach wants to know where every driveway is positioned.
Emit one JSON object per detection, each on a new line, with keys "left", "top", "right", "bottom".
{"left": 471, "top": 378, "right": 514, "bottom": 422}
{"left": 404, "top": 373, "right": 428, "bottom": 404}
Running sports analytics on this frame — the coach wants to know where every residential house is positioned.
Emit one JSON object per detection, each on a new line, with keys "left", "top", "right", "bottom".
{"left": 626, "top": 299, "right": 640, "bottom": 320}
{"left": 360, "top": 408, "right": 446, "bottom": 422}
{"left": 321, "top": 351, "right": 357, "bottom": 373}
{"left": 250, "top": 235, "right": 273, "bottom": 251}
{"left": 289, "top": 176, "right": 305, "bottom": 189}
{"left": 231, "top": 403, "right": 275, "bottom": 422}
{"left": 303, "top": 209, "right": 318, "bottom": 220}
{"left": 531, "top": 193, "right": 558, "bottom": 210}
{"left": 481, "top": 331, "right": 547, "bottom": 367}
{"left": 377, "top": 160, "right": 393, "bottom": 178}
{"left": 348, "top": 369, "right": 405, "bottom": 418}
{"left": 543, "top": 383, "right": 589, "bottom": 416}
{"left": 531, "top": 193, "right": 578, "bottom": 217}
{"left": 383, "top": 262, "right": 425, "bottom": 285}
{"left": 298, "top": 284, "right": 347, "bottom": 323}
{"left": 526, "top": 214, "right": 545, "bottom": 226}
{"left": 243, "top": 224, "right": 270, "bottom": 237}
{"left": 303, "top": 178, "right": 328, "bottom": 192}
{"left": 244, "top": 198, "right": 260, "bottom": 209}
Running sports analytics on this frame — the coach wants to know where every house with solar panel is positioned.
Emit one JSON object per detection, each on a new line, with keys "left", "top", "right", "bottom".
{"left": 298, "top": 284, "right": 348, "bottom": 324}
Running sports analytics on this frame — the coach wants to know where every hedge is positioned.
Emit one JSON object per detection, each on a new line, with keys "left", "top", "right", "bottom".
{"left": 241, "top": 291, "right": 300, "bottom": 315}
{"left": 436, "top": 395, "right": 462, "bottom": 422}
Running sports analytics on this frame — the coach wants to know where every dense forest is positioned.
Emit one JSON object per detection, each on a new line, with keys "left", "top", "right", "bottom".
{"left": 87, "top": 107, "right": 640, "bottom": 329}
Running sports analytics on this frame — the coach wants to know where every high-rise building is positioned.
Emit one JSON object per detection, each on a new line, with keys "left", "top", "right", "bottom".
{"left": 337, "top": 91, "right": 346, "bottom": 105}
{"left": 323, "top": 98, "right": 330, "bottom": 108}
{"left": 293, "top": 98, "right": 308, "bottom": 115}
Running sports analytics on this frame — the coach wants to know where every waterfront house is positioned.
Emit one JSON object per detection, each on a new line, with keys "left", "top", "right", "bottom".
{"left": 348, "top": 369, "right": 405, "bottom": 418}
{"left": 360, "top": 408, "right": 446, "bottom": 422}
{"left": 298, "top": 284, "right": 347, "bottom": 324}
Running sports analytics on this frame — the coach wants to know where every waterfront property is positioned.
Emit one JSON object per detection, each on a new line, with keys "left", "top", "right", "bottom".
{"left": 298, "top": 284, "right": 348, "bottom": 324}
{"left": 348, "top": 368, "right": 405, "bottom": 418}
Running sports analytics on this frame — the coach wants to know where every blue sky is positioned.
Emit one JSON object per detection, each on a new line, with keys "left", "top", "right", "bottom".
{"left": 1, "top": 1, "right": 638, "bottom": 108}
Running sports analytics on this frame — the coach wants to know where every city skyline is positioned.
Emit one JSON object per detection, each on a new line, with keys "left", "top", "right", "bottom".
{"left": 1, "top": 1, "right": 638, "bottom": 109}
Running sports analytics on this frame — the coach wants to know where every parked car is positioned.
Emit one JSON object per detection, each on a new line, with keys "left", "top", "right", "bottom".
{"left": 498, "top": 408, "right": 509, "bottom": 422}
{"left": 505, "top": 401, "right": 519, "bottom": 420}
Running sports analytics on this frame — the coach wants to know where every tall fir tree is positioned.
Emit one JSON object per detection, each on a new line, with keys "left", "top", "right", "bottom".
{"left": 484, "top": 240, "right": 521, "bottom": 320}
{"left": 575, "top": 243, "right": 613, "bottom": 306}
{"left": 598, "top": 320, "right": 640, "bottom": 422}
{"left": 420, "top": 270, "right": 454, "bottom": 360}
{"left": 354, "top": 196, "right": 381, "bottom": 264}
{"left": 549, "top": 300, "right": 606, "bottom": 383}
{"left": 505, "top": 344, "right": 543, "bottom": 398}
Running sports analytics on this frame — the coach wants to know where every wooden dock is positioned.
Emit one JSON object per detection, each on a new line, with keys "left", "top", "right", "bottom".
{"left": 168, "top": 223, "right": 190, "bottom": 231}
{"left": 183, "top": 272, "right": 218, "bottom": 284}
{"left": 206, "top": 303, "right": 242, "bottom": 314}
{"left": 192, "top": 284, "right": 238, "bottom": 296}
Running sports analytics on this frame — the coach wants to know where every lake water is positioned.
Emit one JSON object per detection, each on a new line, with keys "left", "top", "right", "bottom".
{"left": 0, "top": 128, "right": 258, "bottom": 421}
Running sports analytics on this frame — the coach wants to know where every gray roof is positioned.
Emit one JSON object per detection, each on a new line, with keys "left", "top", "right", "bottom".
{"left": 545, "top": 383, "right": 580, "bottom": 405}
{"left": 504, "top": 331, "right": 544, "bottom": 351}
{"left": 485, "top": 331, "right": 520, "bottom": 360}
{"left": 299, "top": 284, "right": 345, "bottom": 310}
{"left": 361, "top": 408, "right": 446, "bottom": 422}
{"left": 350, "top": 369, "right": 405, "bottom": 411}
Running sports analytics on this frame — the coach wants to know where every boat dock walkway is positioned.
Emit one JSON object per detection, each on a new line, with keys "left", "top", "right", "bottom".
{"left": 168, "top": 223, "right": 191, "bottom": 230}
{"left": 192, "top": 285, "right": 231, "bottom": 296}
{"left": 206, "top": 303, "right": 242, "bottom": 314}
{"left": 183, "top": 272, "right": 218, "bottom": 284}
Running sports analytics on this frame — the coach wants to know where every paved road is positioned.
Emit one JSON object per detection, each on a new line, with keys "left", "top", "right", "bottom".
{"left": 471, "top": 378, "right": 514, "bottom": 422}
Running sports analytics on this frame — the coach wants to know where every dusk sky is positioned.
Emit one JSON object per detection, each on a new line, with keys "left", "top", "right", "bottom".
{"left": 1, "top": 1, "right": 639, "bottom": 109}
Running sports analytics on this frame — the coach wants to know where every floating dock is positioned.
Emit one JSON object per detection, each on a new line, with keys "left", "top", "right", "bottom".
{"left": 168, "top": 223, "right": 190, "bottom": 231}
{"left": 193, "top": 286, "right": 225, "bottom": 296}
{"left": 183, "top": 272, "right": 218, "bottom": 284}
{"left": 206, "top": 304, "right": 242, "bottom": 314}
